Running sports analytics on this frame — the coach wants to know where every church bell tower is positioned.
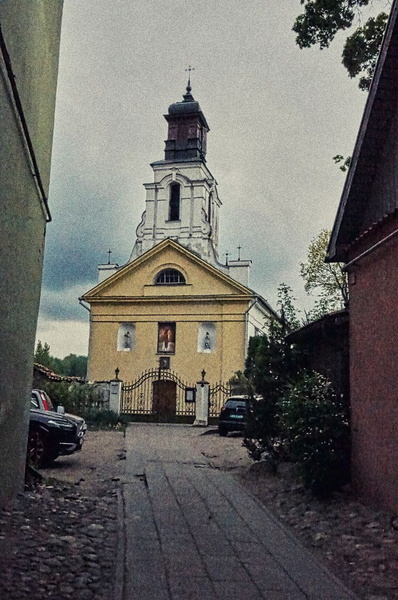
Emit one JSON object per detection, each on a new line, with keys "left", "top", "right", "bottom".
{"left": 129, "top": 80, "right": 222, "bottom": 266}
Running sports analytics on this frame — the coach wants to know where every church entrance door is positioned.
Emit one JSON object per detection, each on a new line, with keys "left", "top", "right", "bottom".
{"left": 152, "top": 380, "right": 177, "bottom": 422}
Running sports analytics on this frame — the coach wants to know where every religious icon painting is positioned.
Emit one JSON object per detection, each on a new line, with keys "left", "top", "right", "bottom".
{"left": 157, "top": 322, "right": 176, "bottom": 354}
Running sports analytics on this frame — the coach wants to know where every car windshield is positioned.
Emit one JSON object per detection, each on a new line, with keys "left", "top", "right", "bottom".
{"left": 225, "top": 400, "right": 247, "bottom": 409}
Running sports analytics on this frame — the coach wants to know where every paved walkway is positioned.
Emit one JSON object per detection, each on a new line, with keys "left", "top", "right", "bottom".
{"left": 120, "top": 424, "right": 359, "bottom": 600}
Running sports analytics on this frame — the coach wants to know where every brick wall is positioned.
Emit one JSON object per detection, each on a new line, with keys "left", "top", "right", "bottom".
{"left": 348, "top": 220, "right": 398, "bottom": 512}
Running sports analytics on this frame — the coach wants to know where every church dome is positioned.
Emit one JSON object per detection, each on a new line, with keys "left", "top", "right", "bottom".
{"left": 168, "top": 84, "right": 201, "bottom": 115}
{"left": 163, "top": 80, "right": 209, "bottom": 162}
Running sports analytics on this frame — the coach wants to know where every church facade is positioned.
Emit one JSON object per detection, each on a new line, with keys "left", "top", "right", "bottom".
{"left": 81, "top": 82, "right": 276, "bottom": 414}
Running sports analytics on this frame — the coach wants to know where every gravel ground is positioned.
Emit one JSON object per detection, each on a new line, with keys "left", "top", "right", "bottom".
{"left": 0, "top": 429, "right": 126, "bottom": 600}
{"left": 0, "top": 425, "right": 397, "bottom": 600}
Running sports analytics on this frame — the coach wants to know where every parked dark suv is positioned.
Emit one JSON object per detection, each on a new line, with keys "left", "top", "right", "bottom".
{"left": 218, "top": 396, "right": 249, "bottom": 436}
{"left": 31, "top": 389, "right": 87, "bottom": 434}
{"left": 28, "top": 408, "right": 85, "bottom": 467}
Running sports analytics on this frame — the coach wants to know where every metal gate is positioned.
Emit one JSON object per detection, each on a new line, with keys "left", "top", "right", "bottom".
{"left": 121, "top": 369, "right": 196, "bottom": 421}
{"left": 209, "top": 382, "right": 232, "bottom": 418}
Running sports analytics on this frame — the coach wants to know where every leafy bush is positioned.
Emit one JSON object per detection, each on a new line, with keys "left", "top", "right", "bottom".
{"left": 35, "top": 382, "right": 129, "bottom": 429}
{"left": 37, "top": 381, "right": 101, "bottom": 417}
{"left": 84, "top": 409, "right": 130, "bottom": 430}
{"left": 278, "top": 371, "right": 350, "bottom": 496}
{"left": 243, "top": 288, "right": 306, "bottom": 467}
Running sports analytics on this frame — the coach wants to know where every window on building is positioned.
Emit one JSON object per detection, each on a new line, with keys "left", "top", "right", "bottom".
{"left": 155, "top": 269, "right": 186, "bottom": 285}
{"left": 208, "top": 192, "right": 213, "bottom": 224}
{"left": 169, "top": 182, "right": 181, "bottom": 221}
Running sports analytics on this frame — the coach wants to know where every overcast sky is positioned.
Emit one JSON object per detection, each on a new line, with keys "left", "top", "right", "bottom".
{"left": 36, "top": 0, "right": 369, "bottom": 358}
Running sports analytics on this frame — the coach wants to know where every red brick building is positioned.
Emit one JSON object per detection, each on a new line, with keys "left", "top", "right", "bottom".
{"left": 328, "top": 1, "right": 398, "bottom": 513}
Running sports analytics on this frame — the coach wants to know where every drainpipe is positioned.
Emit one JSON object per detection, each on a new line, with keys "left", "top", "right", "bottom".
{"left": 244, "top": 298, "right": 258, "bottom": 358}
{"left": 79, "top": 298, "right": 90, "bottom": 312}
{"left": 0, "top": 24, "right": 51, "bottom": 222}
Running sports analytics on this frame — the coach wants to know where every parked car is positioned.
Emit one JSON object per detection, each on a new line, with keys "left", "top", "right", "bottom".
{"left": 31, "top": 389, "right": 87, "bottom": 434}
{"left": 218, "top": 396, "right": 249, "bottom": 436}
{"left": 28, "top": 408, "right": 85, "bottom": 467}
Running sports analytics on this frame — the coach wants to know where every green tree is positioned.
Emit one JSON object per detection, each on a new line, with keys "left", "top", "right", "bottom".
{"left": 34, "top": 340, "right": 54, "bottom": 369}
{"left": 333, "top": 154, "right": 351, "bottom": 172}
{"left": 300, "top": 229, "right": 348, "bottom": 319}
{"left": 293, "top": 1, "right": 389, "bottom": 90}
{"left": 60, "top": 354, "right": 87, "bottom": 378}
{"left": 276, "top": 283, "right": 301, "bottom": 331}
{"left": 34, "top": 341, "right": 87, "bottom": 378}
{"left": 243, "top": 285, "right": 305, "bottom": 463}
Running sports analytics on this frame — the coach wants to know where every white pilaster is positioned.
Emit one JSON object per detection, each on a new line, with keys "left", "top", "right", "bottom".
{"left": 193, "top": 381, "right": 210, "bottom": 426}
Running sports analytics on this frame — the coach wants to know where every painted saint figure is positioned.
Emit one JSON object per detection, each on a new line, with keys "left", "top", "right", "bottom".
{"left": 158, "top": 323, "right": 175, "bottom": 353}
{"left": 124, "top": 331, "right": 132, "bottom": 349}
{"left": 204, "top": 331, "right": 211, "bottom": 350}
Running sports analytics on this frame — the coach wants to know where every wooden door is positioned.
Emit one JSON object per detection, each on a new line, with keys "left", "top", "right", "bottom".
{"left": 152, "top": 380, "right": 177, "bottom": 422}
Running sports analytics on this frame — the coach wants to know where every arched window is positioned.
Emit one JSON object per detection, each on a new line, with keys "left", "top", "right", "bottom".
{"left": 155, "top": 269, "right": 186, "bottom": 285}
{"left": 169, "top": 183, "right": 180, "bottom": 221}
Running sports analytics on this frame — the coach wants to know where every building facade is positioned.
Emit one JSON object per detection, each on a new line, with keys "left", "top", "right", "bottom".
{"left": 0, "top": 0, "right": 64, "bottom": 504}
{"left": 82, "top": 84, "right": 276, "bottom": 417}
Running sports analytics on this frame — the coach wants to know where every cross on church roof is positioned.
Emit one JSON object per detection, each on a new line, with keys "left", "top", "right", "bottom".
{"left": 185, "top": 65, "right": 195, "bottom": 90}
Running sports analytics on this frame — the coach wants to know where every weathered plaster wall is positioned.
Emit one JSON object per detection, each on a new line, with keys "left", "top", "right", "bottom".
{"left": 0, "top": 0, "right": 63, "bottom": 505}
{"left": 87, "top": 297, "right": 248, "bottom": 386}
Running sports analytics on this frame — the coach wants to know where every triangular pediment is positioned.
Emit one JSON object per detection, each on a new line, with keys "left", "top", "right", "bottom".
{"left": 81, "top": 239, "right": 253, "bottom": 301}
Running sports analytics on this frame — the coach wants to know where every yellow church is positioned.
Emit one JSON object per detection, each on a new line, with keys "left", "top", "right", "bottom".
{"left": 81, "top": 80, "right": 276, "bottom": 421}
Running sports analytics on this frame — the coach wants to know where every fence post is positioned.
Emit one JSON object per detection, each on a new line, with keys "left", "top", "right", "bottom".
{"left": 194, "top": 376, "right": 209, "bottom": 427}
{"left": 109, "top": 378, "right": 123, "bottom": 414}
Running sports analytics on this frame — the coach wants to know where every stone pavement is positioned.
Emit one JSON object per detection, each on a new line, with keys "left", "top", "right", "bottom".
{"left": 119, "top": 424, "right": 360, "bottom": 600}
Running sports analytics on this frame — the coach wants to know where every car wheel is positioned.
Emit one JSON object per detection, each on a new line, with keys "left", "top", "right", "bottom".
{"left": 42, "top": 449, "right": 59, "bottom": 467}
{"left": 27, "top": 431, "right": 58, "bottom": 467}
{"left": 27, "top": 430, "right": 46, "bottom": 467}
{"left": 218, "top": 426, "right": 228, "bottom": 437}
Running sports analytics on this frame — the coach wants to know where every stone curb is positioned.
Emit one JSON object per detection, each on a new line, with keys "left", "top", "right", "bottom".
{"left": 113, "top": 482, "right": 126, "bottom": 599}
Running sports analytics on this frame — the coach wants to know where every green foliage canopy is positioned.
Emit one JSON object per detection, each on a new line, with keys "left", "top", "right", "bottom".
{"left": 34, "top": 341, "right": 87, "bottom": 378}
{"left": 300, "top": 229, "right": 348, "bottom": 319}
{"left": 293, "top": 1, "right": 389, "bottom": 90}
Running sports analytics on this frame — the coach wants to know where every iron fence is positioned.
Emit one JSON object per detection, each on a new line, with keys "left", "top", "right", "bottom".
{"left": 121, "top": 369, "right": 195, "bottom": 418}
{"left": 209, "top": 381, "right": 232, "bottom": 418}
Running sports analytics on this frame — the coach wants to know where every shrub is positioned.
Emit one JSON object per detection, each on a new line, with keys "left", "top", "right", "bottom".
{"left": 35, "top": 382, "right": 128, "bottom": 429}
{"left": 243, "top": 309, "right": 305, "bottom": 467}
{"left": 84, "top": 408, "right": 130, "bottom": 430}
{"left": 278, "top": 371, "right": 350, "bottom": 496}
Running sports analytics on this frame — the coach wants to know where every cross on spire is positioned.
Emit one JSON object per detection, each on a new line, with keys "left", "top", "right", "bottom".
{"left": 185, "top": 65, "right": 195, "bottom": 90}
